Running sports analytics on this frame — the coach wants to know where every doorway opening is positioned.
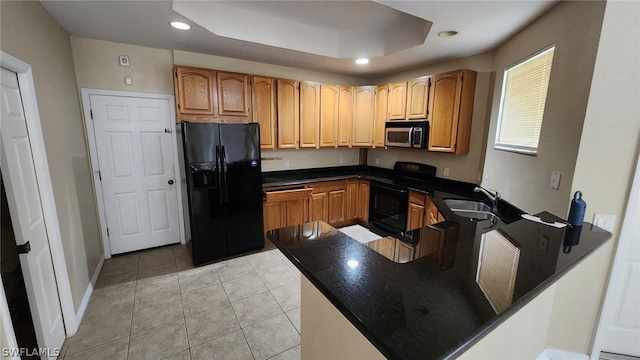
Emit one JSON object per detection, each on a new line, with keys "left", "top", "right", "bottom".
{"left": 1, "top": 173, "right": 39, "bottom": 359}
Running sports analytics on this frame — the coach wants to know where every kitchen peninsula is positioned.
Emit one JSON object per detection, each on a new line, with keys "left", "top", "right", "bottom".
{"left": 264, "top": 166, "right": 611, "bottom": 360}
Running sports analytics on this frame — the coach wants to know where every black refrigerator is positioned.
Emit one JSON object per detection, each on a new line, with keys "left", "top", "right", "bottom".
{"left": 177, "top": 122, "right": 264, "bottom": 265}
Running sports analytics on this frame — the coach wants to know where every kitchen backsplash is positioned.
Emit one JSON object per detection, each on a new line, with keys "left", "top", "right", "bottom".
{"left": 261, "top": 148, "right": 360, "bottom": 172}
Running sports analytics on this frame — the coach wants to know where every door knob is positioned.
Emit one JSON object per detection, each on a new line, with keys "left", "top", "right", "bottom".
{"left": 168, "top": 180, "right": 174, "bottom": 185}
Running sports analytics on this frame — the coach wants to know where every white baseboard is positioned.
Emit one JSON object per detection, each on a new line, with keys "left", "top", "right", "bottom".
{"left": 537, "top": 348, "right": 590, "bottom": 360}
{"left": 74, "top": 255, "right": 104, "bottom": 325}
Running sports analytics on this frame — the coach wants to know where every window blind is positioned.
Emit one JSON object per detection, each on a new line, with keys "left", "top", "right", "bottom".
{"left": 495, "top": 46, "right": 555, "bottom": 154}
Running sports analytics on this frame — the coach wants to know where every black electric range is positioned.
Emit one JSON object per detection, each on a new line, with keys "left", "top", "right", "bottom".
{"left": 368, "top": 162, "right": 436, "bottom": 237}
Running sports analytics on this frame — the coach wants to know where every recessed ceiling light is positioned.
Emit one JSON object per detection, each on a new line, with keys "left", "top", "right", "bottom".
{"left": 438, "top": 30, "right": 458, "bottom": 37}
{"left": 355, "top": 58, "right": 369, "bottom": 65}
{"left": 171, "top": 21, "right": 191, "bottom": 30}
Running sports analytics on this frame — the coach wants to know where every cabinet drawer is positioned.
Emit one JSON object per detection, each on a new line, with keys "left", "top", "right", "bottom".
{"left": 264, "top": 188, "right": 312, "bottom": 202}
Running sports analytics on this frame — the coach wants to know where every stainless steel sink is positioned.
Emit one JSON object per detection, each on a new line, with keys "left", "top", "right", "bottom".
{"left": 443, "top": 199, "right": 493, "bottom": 213}
{"left": 443, "top": 199, "right": 498, "bottom": 222}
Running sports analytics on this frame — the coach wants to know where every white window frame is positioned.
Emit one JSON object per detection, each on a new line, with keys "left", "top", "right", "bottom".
{"left": 494, "top": 44, "right": 556, "bottom": 156}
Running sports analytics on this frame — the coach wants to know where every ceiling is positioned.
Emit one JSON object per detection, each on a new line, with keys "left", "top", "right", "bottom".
{"left": 40, "top": 0, "right": 559, "bottom": 79}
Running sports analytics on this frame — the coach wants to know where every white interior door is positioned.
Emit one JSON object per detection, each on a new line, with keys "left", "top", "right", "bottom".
{"left": 599, "top": 151, "right": 640, "bottom": 357}
{"left": 90, "top": 95, "right": 179, "bottom": 254}
{"left": 0, "top": 67, "right": 65, "bottom": 357}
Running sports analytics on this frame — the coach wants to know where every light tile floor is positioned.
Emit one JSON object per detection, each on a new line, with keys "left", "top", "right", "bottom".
{"left": 58, "top": 244, "right": 301, "bottom": 360}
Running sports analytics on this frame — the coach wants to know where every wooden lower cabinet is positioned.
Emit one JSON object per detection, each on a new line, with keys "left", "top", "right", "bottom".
{"left": 310, "top": 192, "right": 329, "bottom": 222}
{"left": 328, "top": 190, "right": 346, "bottom": 224}
{"left": 357, "top": 180, "right": 370, "bottom": 223}
{"left": 265, "top": 178, "right": 370, "bottom": 232}
{"left": 263, "top": 188, "right": 312, "bottom": 232}
{"left": 346, "top": 180, "right": 359, "bottom": 221}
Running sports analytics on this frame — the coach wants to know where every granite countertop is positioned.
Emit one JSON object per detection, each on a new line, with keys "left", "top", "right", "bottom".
{"left": 263, "top": 166, "right": 611, "bottom": 359}
{"left": 268, "top": 218, "right": 610, "bottom": 360}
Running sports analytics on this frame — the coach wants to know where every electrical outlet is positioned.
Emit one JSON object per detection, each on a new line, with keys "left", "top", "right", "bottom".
{"left": 550, "top": 171, "right": 561, "bottom": 190}
{"left": 339, "top": 157, "right": 344, "bottom": 164}
{"left": 375, "top": 158, "right": 380, "bottom": 165}
{"left": 593, "top": 214, "right": 616, "bottom": 232}
{"left": 284, "top": 160, "right": 290, "bottom": 168}
{"left": 444, "top": 168, "right": 450, "bottom": 176}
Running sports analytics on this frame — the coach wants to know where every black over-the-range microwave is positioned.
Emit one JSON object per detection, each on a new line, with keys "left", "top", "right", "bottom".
{"left": 384, "top": 120, "right": 429, "bottom": 149}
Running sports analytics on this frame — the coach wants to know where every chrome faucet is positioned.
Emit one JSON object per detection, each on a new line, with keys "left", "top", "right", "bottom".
{"left": 474, "top": 186, "right": 500, "bottom": 213}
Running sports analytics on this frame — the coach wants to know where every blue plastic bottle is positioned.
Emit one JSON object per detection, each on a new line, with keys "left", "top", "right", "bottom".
{"left": 567, "top": 191, "right": 586, "bottom": 227}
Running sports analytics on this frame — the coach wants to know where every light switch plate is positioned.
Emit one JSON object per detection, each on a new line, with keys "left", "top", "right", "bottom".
{"left": 550, "top": 171, "right": 561, "bottom": 190}
{"left": 444, "top": 168, "right": 450, "bottom": 176}
{"left": 284, "top": 160, "right": 290, "bottom": 168}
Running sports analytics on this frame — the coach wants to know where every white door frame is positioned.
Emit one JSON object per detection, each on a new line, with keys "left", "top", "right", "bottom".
{"left": 0, "top": 52, "right": 78, "bottom": 336}
{"left": 80, "top": 88, "right": 185, "bottom": 259}
{"left": 590, "top": 146, "right": 640, "bottom": 359}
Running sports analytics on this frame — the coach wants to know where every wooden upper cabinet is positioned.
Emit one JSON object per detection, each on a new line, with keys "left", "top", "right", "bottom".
{"left": 406, "top": 76, "right": 430, "bottom": 119}
{"left": 174, "top": 66, "right": 215, "bottom": 118}
{"left": 337, "top": 86, "right": 353, "bottom": 147}
{"left": 352, "top": 86, "right": 376, "bottom": 147}
{"left": 374, "top": 84, "right": 389, "bottom": 148}
{"left": 319, "top": 84, "right": 339, "bottom": 148}
{"left": 216, "top": 72, "right": 250, "bottom": 118}
{"left": 277, "top": 79, "right": 300, "bottom": 149}
{"left": 251, "top": 76, "right": 276, "bottom": 149}
{"left": 428, "top": 69, "right": 477, "bottom": 154}
{"left": 388, "top": 81, "right": 407, "bottom": 120}
{"left": 299, "top": 81, "right": 320, "bottom": 148}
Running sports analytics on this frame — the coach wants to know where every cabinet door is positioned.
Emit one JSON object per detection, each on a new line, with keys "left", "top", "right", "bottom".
{"left": 357, "top": 180, "right": 370, "bottom": 222}
{"left": 175, "top": 67, "right": 215, "bottom": 116}
{"left": 426, "top": 199, "right": 440, "bottom": 226}
{"left": 345, "top": 180, "right": 359, "bottom": 221}
{"left": 263, "top": 202, "right": 285, "bottom": 232}
{"left": 374, "top": 84, "right": 388, "bottom": 148}
{"left": 428, "top": 71, "right": 462, "bottom": 152}
{"left": 351, "top": 86, "right": 376, "bottom": 147}
{"left": 407, "top": 203, "right": 425, "bottom": 231}
{"left": 406, "top": 76, "right": 430, "bottom": 119}
{"left": 310, "top": 192, "right": 329, "bottom": 222}
{"left": 320, "top": 84, "right": 339, "bottom": 148}
{"left": 217, "top": 72, "right": 250, "bottom": 117}
{"left": 277, "top": 79, "right": 300, "bottom": 149}
{"left": 300, "top": 81, "right": 320, "bottom": 148}
{"left": 327, "top": 189, "right": 346, "bottom": 224}
{"left": 388, "top": 81, "right": 407, "bottom": 120}
{"left": 286, "top": 198, "right": 309, "bottom": 226}
{"left": 252, "top": 76, "right": 276, "bottom": 149}
{"left": 337, "top": 86, "right": 353, "bottom": 147}
{"left": 394, "top": 241, "right": 414, "bottom": 263}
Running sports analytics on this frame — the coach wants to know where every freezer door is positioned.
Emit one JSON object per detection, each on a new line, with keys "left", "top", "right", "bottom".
{"left": 182, "top": 122, "right": 227, "bottom": 264}
{"left": 219, "top": 123, "right": 265, "bottom": 254}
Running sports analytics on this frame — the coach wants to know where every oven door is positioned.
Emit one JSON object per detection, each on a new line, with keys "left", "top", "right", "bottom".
{"left": 369, "top": 182, "right": 409, "bottom": 236}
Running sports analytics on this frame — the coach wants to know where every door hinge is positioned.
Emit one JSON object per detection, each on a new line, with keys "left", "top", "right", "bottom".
{"left": 90, "top": 109, "right": 93, "bottom": 120}
{"left": 164, "top": 128, "right": 173, "bottom": 133}
{"left": 106, "top": 228, "right": 109, "bottom": 237}
{"left": 17, "top": 241, "right": 31, "bottom": 254}
{"left": 98, "top": 170, "right": 102, "bottom": 181}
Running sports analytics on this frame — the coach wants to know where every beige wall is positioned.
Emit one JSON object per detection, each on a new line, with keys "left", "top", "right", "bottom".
{"left": 482, "top": 1, "right": 605, "bottom": 216}
{"left": 261, "top": 149, "right": 360, "bottom": 172}
{"left": 70, "top": 37, "right": 174, "bottom": 95}
{"left": 546, "top": 0, "right": 640, "bottom": 354}
{"left": 1, "top": 1, "right": 102, "bottom": 311}
{"left": 366, "top": 53, "right": 494, "bottom": 182}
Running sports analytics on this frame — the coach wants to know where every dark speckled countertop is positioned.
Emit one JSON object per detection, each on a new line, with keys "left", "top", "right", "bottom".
{"left": 263, "top": 166, "right": 612, "bottom": 360}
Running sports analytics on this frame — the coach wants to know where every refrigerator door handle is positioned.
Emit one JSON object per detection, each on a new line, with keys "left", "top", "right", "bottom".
{"left": 221, "top": 145, "right": 229, "bottom": 203}
{"left": 216, "top": 145, "right": 224, "bottom": 203}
